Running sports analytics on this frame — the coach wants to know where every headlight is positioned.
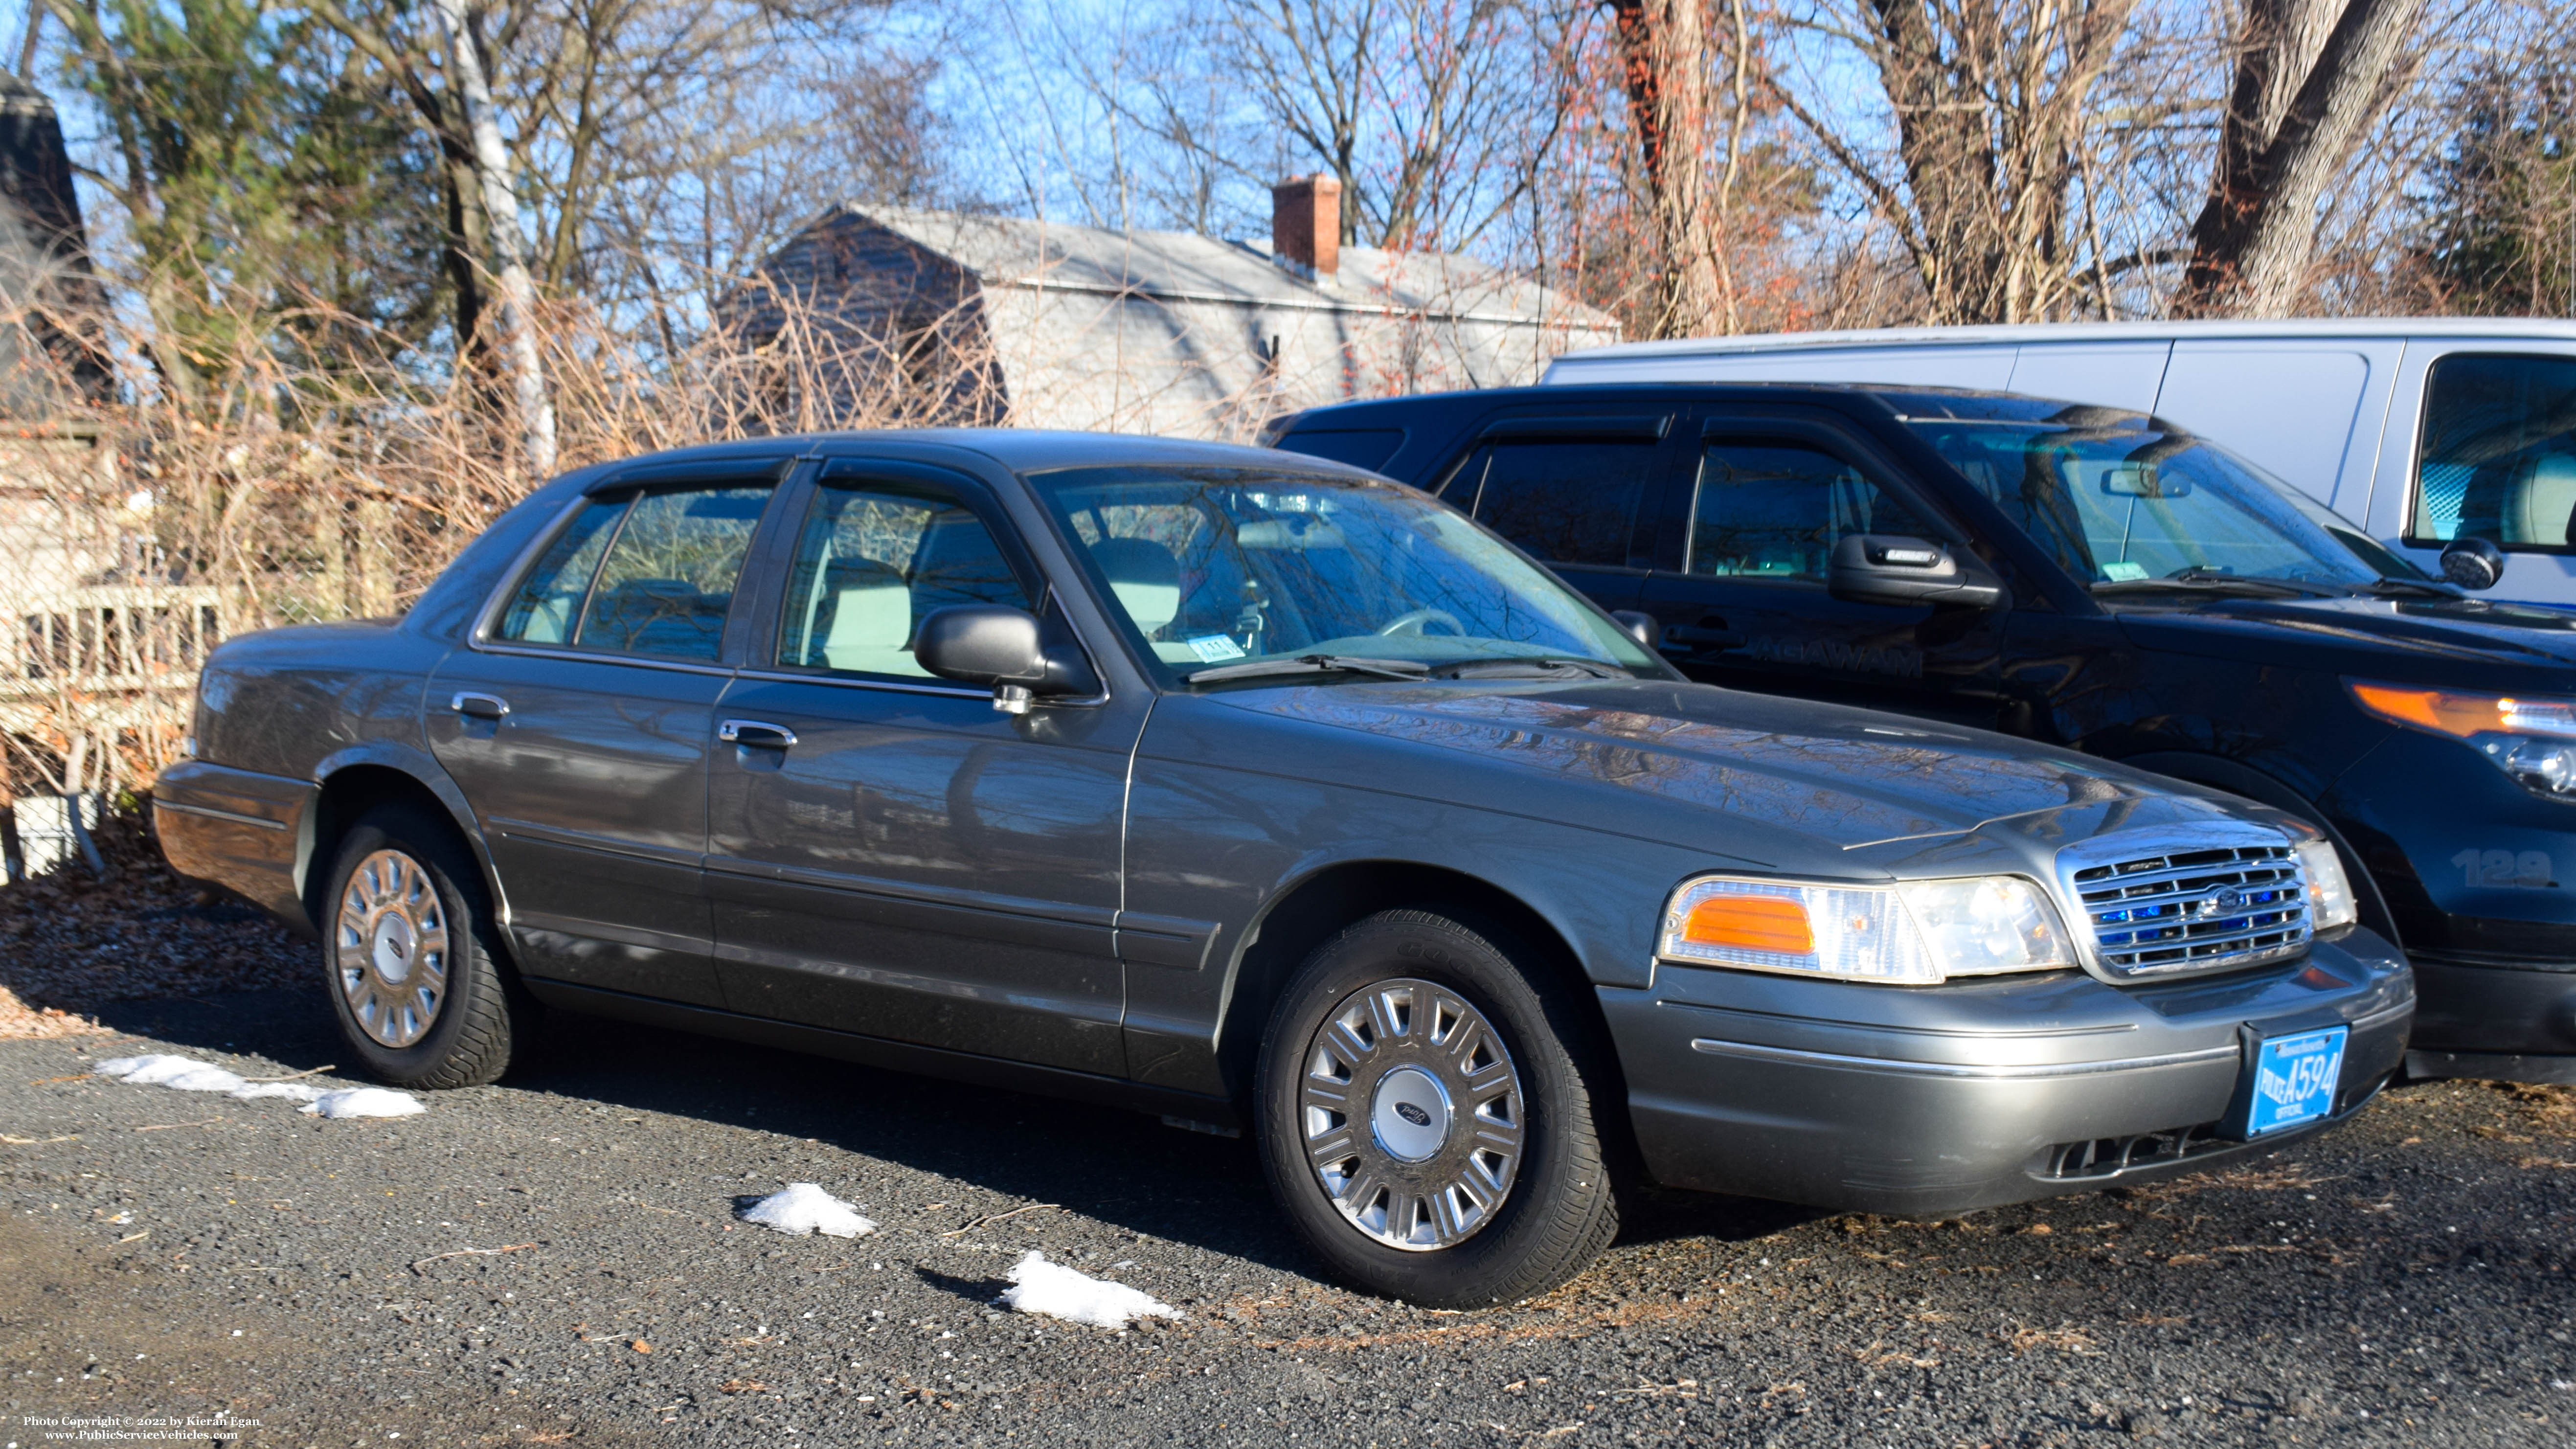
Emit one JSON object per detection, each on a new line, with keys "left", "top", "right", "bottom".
{"left": 2349, "top": 679, "right": 2576, "bottom": 800}
{"left": 2289, "top": 833, "right": 2360, "bottom": 933}
{"left": 1658, "top": 875, "right": 2073, "bottom": 984}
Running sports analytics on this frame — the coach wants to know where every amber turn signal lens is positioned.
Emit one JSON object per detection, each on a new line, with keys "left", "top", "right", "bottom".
{"left": 1680, "top": 895, "right": 1814, "bottom": 955}
{"left": 2347, "top": 681, "right": 2508, "bottom": 739}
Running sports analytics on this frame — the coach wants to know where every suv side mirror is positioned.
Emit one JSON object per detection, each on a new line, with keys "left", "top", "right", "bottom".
{"left": 914, "top": 605, "right": 1099, "bottom": 713}
{"left": 2440, "top": 535, "right": 2504, "bottom": 591}
{"left": 1827, "top": 534, "right": 2006, "bottom": 610}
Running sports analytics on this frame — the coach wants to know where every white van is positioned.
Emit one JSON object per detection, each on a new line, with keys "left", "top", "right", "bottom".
{"left": 1543, "top": 319, "right": 2576, "bottom": 606}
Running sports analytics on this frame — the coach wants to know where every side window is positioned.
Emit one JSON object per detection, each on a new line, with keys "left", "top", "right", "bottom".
{"left": 497, "top": 497, "right": 625, "bottom": 644}
{"left": 1461, "top": 439, "right": 1657, "bottom": 567}
{"left": 573, "top": 486, "right": 771, "bottom": 660}
{"left": 775, "top": 482, "right": 1032, "bottom": 679}
{"left": 1691, "top": 439, "right": 1935, "bottom": 580}
{"left": 2413, "top": 353, "right": 2576, "bottom": 550}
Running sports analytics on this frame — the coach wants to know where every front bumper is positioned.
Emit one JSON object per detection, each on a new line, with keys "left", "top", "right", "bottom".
{"left": 1606, "top": 929, "right": 2413, "bottom": 1217}
{"left": 2403, "top": 952, "right": 2576, "bottom": 1081}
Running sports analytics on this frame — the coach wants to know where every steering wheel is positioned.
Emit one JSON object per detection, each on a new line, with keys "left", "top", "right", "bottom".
{"left": 1377, "top": 608, "right": 1465, "bottom": 637}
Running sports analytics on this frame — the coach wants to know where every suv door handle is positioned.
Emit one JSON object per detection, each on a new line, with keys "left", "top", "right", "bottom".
{"left": 718, "top": 719, "right": 797, "bottom": 749}
{"left": 450, "top": 691, "right": 509, "bottom": 720}
{"left": 1661, "top": 624, "right": 1745, "bottom": 651}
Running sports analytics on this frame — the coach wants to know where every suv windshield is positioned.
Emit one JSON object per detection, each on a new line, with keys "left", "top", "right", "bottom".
{"left": 1906, "top": 410, "right": 2427, "bottom": 589}
{"left": 1026, "top": 464, "right": 1663, "bottom": 682}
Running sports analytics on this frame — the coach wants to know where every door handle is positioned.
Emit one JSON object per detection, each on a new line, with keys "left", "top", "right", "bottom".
{"left": 718, "top": 719, "right": 797, "bottom": 749}
{"left": 1660, "top": 623, "right": 1745, "bottom": 652}
{"left": 450, "top": 691, "right": 509, "bottom": 721}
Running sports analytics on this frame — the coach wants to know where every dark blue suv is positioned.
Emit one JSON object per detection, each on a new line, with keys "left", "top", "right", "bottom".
{"left": 1269, "top": 383, "right": 2576, "bottom": 1084}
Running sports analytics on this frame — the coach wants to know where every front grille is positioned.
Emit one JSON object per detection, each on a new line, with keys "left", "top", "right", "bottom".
{"left": 2038, "top": 1121, "right": 2228, "bottom": 1179}
{"left": 2070, "top": 842, "right": 2310, "bottom": 979}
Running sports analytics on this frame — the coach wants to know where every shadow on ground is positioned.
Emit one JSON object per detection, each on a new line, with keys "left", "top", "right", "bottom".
{"left": 96, "top": 985, "right": 1827, "bottom": 1274}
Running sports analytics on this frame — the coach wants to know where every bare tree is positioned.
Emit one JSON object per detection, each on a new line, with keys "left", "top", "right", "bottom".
{"left": 1608, "top": 0, "right": 1723, "bottom": 338}
{"left": 1775, "top": 0, "right": 2145, "bottom": 325}
{"left": 2173, "top": 0, "right": 2429, "bottom": 316}
{"left": 432, "top": 0, "right": 556, "bottom": 475}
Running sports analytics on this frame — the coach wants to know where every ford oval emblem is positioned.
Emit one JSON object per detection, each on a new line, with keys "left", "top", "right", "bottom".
{"left": 1394, "top": 1101, "right": 1432, "bottom": 1128}
{"left": 2199, "top": 887, "right": 2245, "bottom": 917}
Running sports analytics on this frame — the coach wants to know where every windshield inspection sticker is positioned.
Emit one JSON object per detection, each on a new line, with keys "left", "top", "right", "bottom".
{"left": 2100, "top": 561, "right": 2150, "bottom": 582}
{"left": 1186, "top": 635, "right": 1247, "bottom": 663}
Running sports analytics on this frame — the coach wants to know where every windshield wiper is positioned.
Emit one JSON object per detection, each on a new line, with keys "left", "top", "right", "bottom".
{"left": 1430, "top": 657, "right": 1628, "bottom": 680}
{"left": 2366, "top": 576, "right": 2464, "bottom": 600}
{"left": 1185, "top": 654, "right": 1432, "bottom": 684}
{"left": 2093, "top": 567, "right": 2342, "bottom": 599}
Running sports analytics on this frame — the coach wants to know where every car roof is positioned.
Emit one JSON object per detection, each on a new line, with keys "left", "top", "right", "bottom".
{"left": 557, "top": 428, "right": 1380, "bottom": 484}
{"left": 1551, "top": 315, "right": 2576, "bottom": 366}
{"left": 1278, "top": 381, "right": 2166, "bottom": 433}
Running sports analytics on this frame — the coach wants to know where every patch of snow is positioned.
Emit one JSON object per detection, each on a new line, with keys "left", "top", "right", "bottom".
{"left": 299, "top": 1088, "right": 426, "bottom": 1119}
{"left": 738, "top": 1183, "right": 875, "bottom": 1238}
{"left": 230, "top": 1082, "right": 327, "bottom": 1103}
{"left": 996, "top": 1252, "right": 1179, "bottom": 1330}
{"left": 162, "top": 1066, "right": 250, "bottom": 1093}
{"left": 94, "top": 1054, "right": 209, "bottom": 1085}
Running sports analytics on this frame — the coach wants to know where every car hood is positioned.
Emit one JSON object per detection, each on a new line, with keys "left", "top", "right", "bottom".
{"left": 2110, "top": 590, "right": 2576, "bottom": 681}
{"left": 1212, "top": 678, "right": 2255, "bottom": 865}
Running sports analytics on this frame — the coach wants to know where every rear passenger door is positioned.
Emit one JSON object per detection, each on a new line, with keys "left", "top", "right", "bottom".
{"left": 427, "top": 462, "right": 796, "bottom": 1007}
{"left": 1430, "top": 412, "right": 1683, "bottom": 614}
{"left": 1638, "top": 411, "right": 2009, "bottom": 724}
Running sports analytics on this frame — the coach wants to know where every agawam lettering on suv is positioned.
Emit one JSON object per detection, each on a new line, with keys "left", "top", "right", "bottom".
{"left": 156, "top": 430, "right": 2412, "bottom": 1307}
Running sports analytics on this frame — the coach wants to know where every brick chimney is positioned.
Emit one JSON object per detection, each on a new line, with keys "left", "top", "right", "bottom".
{"left": 1270, "top": 174, "right": 1341, "bottom": 279}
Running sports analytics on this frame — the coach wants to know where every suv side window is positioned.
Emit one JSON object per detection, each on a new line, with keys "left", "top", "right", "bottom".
{"left": 2412, "top": 352, "right": 2576, "bottom": 551}
{"left": 1456, "top": 439, "right": 1657, "bottom": 567}
{"left": 774, "top": 480, "right": 1032, "bottom": 679}
{"left": 1691, "top": 439, "right": 1935, "bottom": 579}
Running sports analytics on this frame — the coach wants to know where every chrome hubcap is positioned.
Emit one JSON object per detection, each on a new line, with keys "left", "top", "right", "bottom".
{"left": 335, "top": 849, "right": 449, "bottom": 1048}
{"left": 1300, "top": 978, "right": 1525, "bottom": 1251}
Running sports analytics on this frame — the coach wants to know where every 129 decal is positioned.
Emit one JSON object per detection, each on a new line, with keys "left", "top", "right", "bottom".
{"left": 2451, "top": 848, "right": 2555, "bottom": 889}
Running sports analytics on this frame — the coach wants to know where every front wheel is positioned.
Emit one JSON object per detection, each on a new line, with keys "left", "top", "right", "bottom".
{"left": 1254, "top": 909, "right": 1621, "bottom": 1308}
{"left": 320, "top": 803, "right": 533, "bottom": 1088}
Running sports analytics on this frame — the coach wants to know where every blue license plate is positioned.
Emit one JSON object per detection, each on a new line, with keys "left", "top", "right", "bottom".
{"left": 2247, "top": 1027, "right": 2349, "bottom": 1136}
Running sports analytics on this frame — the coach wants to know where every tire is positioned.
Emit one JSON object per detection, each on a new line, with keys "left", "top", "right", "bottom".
{"left": 318, "top": 803, "right": 533, "bottom": 1089}
{"left": 1254, "top": 908, "right": 1622, "bottom": 1308}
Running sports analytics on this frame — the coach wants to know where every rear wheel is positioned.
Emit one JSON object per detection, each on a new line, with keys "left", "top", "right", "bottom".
{"left": 1255, "top": 909, "right": 1620, "bottom": 1308}
{"left": 320, "top": 804, "right": 532, "bottom": 1088}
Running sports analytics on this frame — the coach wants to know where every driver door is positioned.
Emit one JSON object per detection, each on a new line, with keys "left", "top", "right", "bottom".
{"left": 1639, "top": 414, "right": 2010, "bottom": 726}
{"left": 704, "top": 459, "right": 1143, "bottom": 1076}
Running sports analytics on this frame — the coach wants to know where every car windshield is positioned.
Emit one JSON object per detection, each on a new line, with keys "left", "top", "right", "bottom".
{"left": 1906, "top": 410, "right": 2429, "bottom": 589}
{"left": 1025, "top": 464, "right": 1664, "bottom": 682}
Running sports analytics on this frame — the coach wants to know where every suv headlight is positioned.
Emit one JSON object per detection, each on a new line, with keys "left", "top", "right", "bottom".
{"left": 2349, "top": 679, "right": 2576, "bottom": 801}
{"left": 1658, "top": 875, "right": 2074, "bottom": 984}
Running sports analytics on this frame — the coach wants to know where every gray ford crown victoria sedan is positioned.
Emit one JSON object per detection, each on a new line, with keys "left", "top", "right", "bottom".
{"left": 154, "top": 432, "right": 2414, "bottom": 1307}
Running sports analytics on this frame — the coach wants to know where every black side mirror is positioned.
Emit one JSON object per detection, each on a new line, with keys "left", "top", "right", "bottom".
{"left": 914, "top": 605, "right": 1099, "bottom": 712}
{"left": 1827, "top": 534, "right": 2006, "bottom": 610}
{"left": 2440, "top": 535, "right": 2504, "bottom": 591}
{"left": 1609, "top": 610, "right": 1657, "bottom": 650}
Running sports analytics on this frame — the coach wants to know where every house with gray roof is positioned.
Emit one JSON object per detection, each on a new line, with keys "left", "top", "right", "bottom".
{"left": 720, "top": 177, "right": 1620, "bottom": 440}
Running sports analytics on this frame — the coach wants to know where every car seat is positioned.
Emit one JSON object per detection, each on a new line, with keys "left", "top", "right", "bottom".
{"left": 1092, "top": 537, "right": 1181, "bottom": 642}
{"left": 583, "top": 577, "right": 721, "bottom": 659}
{"left": 805, "top": 555, "right": 921, "bottom": 676}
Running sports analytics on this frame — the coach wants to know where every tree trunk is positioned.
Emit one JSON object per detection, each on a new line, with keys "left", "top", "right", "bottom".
{"left": 1610, "top": 0, "right": 1723, "bottom": 339}
{"left": 2174, "top": 0, "right": 2427, "bottom": 317}
{"left": 430, "top": 0, "right": 557, "bottom": 477}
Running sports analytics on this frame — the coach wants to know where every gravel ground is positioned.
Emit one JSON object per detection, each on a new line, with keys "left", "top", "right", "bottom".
{"left": 0, "top": 807, "right": 307, "bottom": 1038}
{"left": 1, "top": 986, "right": 2572, "bottom": 1449}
